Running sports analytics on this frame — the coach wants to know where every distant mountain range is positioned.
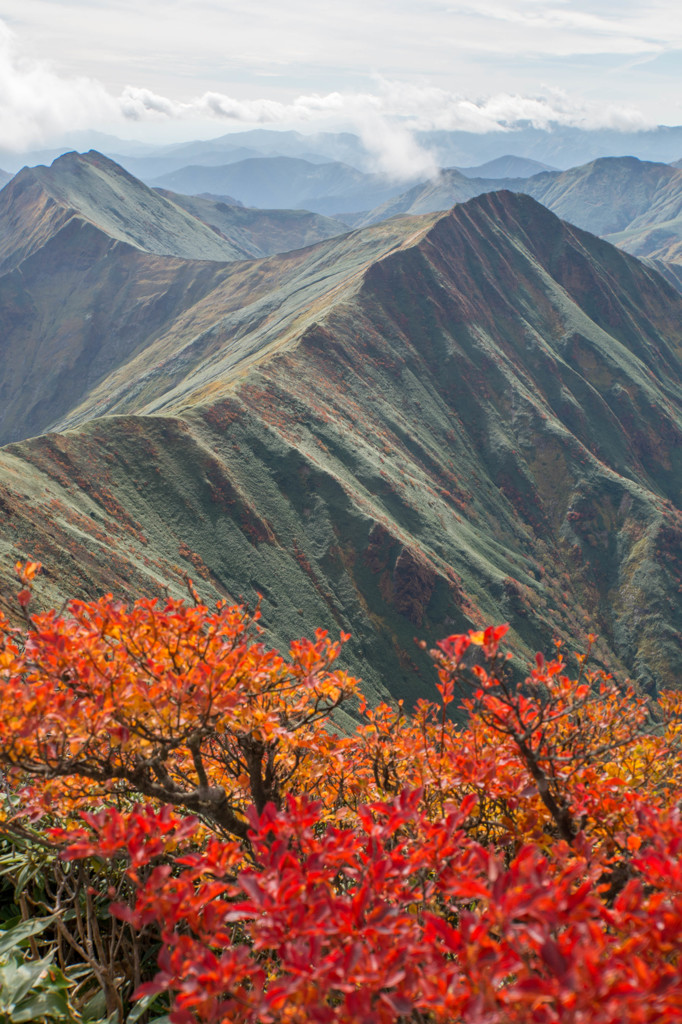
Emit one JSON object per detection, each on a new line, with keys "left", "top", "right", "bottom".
{"left": 416, "top": 124, "right": 682, "bottom": 171}
{"left": 1, "top": 150, "right": 682, "bottom": 702}
{"left": 149, "top": 156, "right": 418, "bottom": 215}
{"left": 3, "top": 124, "right": 682, "bottom": 178}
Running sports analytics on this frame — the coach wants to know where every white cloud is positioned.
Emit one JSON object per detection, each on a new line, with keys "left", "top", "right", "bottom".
{"left": 0, "top": 21, "right": 118, "bottom": 149}
{"left": 111, "top": 80, "right": 656, "bottom": 140}
{"left": 0, "top": 16, "right": 660, "bottom": 181}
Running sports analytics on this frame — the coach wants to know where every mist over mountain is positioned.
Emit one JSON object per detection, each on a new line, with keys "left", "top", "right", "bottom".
{"left": 359, "top": 170, "right": 510, "bottom": 225}
{"left": 1, "top": 169, "right": 682, "bottom": 701}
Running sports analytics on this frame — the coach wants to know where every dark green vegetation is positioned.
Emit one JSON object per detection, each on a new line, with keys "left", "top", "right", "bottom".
{"left": 2, "top": 151, "right": 682, "bottom": 705}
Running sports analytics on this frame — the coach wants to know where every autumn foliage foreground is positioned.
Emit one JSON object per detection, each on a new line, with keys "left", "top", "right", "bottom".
{"left": 2, "top": 564, "right": 682, "bottom": 1023}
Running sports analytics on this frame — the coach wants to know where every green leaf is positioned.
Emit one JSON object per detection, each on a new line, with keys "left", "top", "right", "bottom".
{"left": 80, "top": 988, "right": 107, "bottom": 1023}
{"left": 127, "top": 993, "right": 165, "bottom": 1024}
{"left": 0, "top": 918, "right": 54, "bottom": 957}
{"left": 10, "top": 988, "right": 71, "bottom": 1023}
{"left": 0, "top": 952, "right": 55, "bottom": 1007}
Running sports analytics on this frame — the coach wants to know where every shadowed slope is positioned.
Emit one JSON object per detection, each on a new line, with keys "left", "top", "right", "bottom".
{"left": 156, "top": 190, "right": 348, "bottom": 257}
{"left": 1, "top": 193, "right": 682, "bottom": 701}
{"left": 0, "top": 209, "right": 436, "bottom": 444}
{"left": 39, "top": 215, "right": 438, "bottom": 434}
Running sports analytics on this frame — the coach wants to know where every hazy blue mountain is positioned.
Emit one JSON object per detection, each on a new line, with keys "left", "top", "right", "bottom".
{"left": 151, "top": 156, "right": 420, "bottom": 214}
{"left": 456, "top": 155, "right": 556, "bottom": 178}
{"left": 0, "top": 132, "right": 162, "bottom": 173}
{"left": 416, "top": 125, "right": 682, "bottom": 171}
{"left": 179, "top": 129, "right": 372, "bottom": 168}
{"left": 109, "top": 147, "right": 266, "bottom": 182}
{"left": 5, "top": 124, "right": 682, "bottom": 180}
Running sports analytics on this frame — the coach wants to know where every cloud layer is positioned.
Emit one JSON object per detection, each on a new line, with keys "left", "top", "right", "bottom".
{"left": 0, "top": 16, "right": 659, "bottom": 179}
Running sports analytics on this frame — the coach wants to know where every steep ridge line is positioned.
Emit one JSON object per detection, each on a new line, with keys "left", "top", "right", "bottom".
{"left": 1, "top": 191, "right": 682, "bottom": 705}
{"left": 361, "top": 156, "right": 682, "bottom": 276}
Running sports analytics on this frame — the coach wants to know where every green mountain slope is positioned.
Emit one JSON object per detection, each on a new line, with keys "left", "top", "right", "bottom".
{"left": 522, "top": 157, "right": 682, "bottom": 236}
{"left": 0, "top": 151, "right": 251, "bottom": 271}
{"left": 1, "top": 192, "right": 682, "bottom": 704}
{"left": 0, "top": 205, "right": 431, "bottom": 445}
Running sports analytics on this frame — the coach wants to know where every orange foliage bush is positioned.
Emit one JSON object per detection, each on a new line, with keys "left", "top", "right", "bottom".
{"left": 2, "top": 561, "right": 682, "bottom": 1023}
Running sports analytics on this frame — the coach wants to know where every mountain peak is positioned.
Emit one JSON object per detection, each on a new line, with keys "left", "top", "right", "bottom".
{"left": 0, "top": 149, "right": 253, "bottom": 271}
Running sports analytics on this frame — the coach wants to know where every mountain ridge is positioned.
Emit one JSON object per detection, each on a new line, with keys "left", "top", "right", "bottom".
{"left": 1, "top": 189, "right": 682, "bottom": 701}
{"left": 0, "top": 150, "right": 252, "bottom": 270}
{"left": 362, "top": 156, "right": 682, "bottom": 271}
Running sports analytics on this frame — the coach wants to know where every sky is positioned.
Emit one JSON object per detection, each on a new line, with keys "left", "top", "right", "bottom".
{"left": 1, "top": 0, "right": 682, "bottom": 163}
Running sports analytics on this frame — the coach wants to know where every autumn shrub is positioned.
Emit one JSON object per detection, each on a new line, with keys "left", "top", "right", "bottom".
{"left": 1, "top": 561, "right": 682, "bottom": 1023}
